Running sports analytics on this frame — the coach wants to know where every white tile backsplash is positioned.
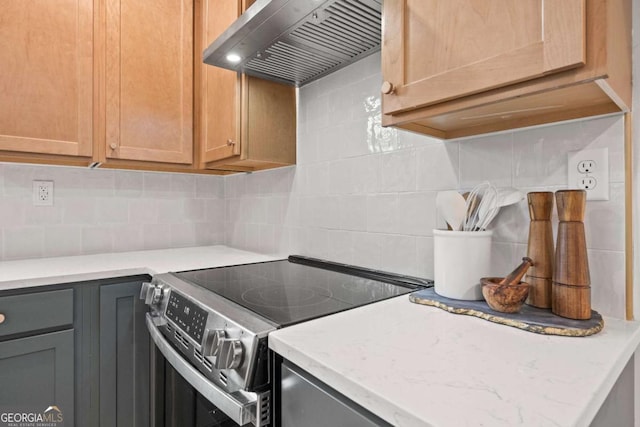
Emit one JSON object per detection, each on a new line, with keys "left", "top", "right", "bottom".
{"left": 224, "top": 51, "right": 628, "bottom": 319}
{"left": 0, "top": 166, "right": 225, "bottom": 259}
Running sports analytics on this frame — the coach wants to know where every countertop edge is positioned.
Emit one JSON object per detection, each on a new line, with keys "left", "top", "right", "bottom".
{"left": 576, "top": 325, "right": 640, "bottom": 426}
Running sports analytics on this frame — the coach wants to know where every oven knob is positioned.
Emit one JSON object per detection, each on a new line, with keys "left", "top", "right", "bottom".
{"left": 139, "top": 282, "right": 152, "bottom": 300}
{"left": 144, "top": 285, "right": 163, "bottom": 306}
{"left": 214, "top": 339, "right": 243, "bottom": 370}
{"left": 202, "top": 329, "right": 226, "bottom": 358}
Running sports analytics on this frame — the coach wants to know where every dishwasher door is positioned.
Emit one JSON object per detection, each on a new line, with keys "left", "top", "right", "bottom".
{"left": 280, "top": 361, "right": 391, "bottom": 427}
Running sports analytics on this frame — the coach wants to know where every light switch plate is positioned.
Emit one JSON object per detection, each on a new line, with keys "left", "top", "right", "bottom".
{"left": 567, "top": 148, "right": 609, "bottom": 200}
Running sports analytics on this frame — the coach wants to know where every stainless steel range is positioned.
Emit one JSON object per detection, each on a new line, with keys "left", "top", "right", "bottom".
{"left": 142, "top": 256, "right": 431, "bottom": 427}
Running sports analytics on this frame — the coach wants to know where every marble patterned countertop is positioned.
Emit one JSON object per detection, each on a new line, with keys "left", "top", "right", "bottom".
{"left": 0, "top": 245, "right": 280, "bottom": 290}
{"left": 3, "top": 247, "right": 638, "bottom": 426}
{"left": 270, "top": 295, "right": 640, "bottom": 427}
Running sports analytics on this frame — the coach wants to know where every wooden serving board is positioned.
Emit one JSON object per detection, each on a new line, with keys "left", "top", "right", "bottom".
{"left": 409, "top": 288, "right": 603, "bottom": 337}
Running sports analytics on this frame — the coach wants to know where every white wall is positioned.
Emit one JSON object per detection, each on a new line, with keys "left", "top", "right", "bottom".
{"left": 224, "top": 52, "right": 628, "bottom": 320}
{"left": 0, "top": 165, "right": 225, "bottom": 259}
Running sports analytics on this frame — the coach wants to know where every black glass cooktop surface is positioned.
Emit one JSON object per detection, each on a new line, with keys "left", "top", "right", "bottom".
{"left": 172, "top": 256, "right": 430, "bottom": 327}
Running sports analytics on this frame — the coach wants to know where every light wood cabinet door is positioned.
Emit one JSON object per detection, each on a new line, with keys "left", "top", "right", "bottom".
{"left": 197, "top": 0, "right": 296, "bottom": 172}
{"left": 382, "top": 0, "right": 587, "bottom": 115}
{"left": 105, "top": 0, "right": 193, "bottom": 164}
{"left": 198, "top": 0, "right": 242, "bottom": 164}
{"left": 0, "top": 0, "right": 93, "bottom": 157}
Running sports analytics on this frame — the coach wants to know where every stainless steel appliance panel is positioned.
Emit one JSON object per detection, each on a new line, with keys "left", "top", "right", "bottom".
{"left": 280, "top": 362, "right": 391, "bottom": 427}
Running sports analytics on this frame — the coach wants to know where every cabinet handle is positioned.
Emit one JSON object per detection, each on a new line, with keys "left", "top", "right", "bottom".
{"left": 0, "top": 313, "right": 5, "bottom": 324}
{"left": 227, "top": 139, "right": 236, "bottom": 146}
{"left": 109, "top": 143, "right": 118, "bottom": 150}
{"left": 381, "top": 81, "right": 395, "bottom": 95}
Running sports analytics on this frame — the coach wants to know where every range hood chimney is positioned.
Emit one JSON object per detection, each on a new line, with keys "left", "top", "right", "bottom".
{"left": 203, "top": 0, "right": 381, "bottom": 87}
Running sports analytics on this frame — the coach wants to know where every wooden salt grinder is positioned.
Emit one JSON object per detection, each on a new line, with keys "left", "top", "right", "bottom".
{"left": 525, "top": 192, "right": 554, "bottom": 308}
{"left": 552, "top": 190, "right": 591, "bottom": 320}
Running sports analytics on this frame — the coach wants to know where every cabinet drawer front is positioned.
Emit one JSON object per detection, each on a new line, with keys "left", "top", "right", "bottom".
{"left": 0, "top": 289, "right": 74, "bottom": 337}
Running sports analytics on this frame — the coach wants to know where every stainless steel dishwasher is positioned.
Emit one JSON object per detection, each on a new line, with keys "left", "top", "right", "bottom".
{"left": 280, "top": 361, "right": 392, "bottom": 427}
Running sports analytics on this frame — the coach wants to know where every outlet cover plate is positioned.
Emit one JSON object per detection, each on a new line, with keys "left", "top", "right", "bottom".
{"left": 567, "top": 148, "right": 609, "bottom": 200}
{"left": 33, "top": 180, "right": 54, "bottom": 206}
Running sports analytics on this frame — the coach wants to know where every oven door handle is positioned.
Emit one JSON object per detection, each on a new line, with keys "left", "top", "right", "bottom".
{"left": 146, "top": 313, "right": 259, "bottom": 426}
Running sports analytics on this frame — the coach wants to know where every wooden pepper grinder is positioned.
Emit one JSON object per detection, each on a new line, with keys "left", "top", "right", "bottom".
{"left": 525, "top": 192, "right": 554, "bottom": 308}
{"left": 552, "top": 190, "right": 591, "bottom": 319}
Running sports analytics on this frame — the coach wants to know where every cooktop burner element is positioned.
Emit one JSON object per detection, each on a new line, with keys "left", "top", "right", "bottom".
{"left": 172, "top": 256, "right": 427, "bottom": 327}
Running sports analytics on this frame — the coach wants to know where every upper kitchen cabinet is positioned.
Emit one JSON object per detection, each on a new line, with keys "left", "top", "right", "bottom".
{"left": 0, "top": 0, "right": 94, "bottom": 164}
{"left": 196, "top": 0, "right": 296, "bottom": 172}
{"left": 102, "top": 0, "right": 194, "bottom": 166}
{"left": 381, "top": 0, "right": 631, "bottom": 139}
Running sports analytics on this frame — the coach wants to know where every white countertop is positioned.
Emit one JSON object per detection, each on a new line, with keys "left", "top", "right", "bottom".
{"left": 0, "top": 245, "right": 279, "bottom": 290}
{"left": 269, "top": 295, "right": 640, "bottom": 427}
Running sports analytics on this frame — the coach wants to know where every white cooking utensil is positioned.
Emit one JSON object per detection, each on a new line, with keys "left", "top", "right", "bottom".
{"left": 477, "top": 187, "right": 525, "bottom": 230}
{"left": 463, "top": 182, "right": 497, "bottom": 231}
{"left": 436, "top": 191, "right": 466, "bottom": 231}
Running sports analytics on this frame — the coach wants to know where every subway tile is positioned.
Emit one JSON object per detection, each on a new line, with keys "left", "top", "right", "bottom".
{"left": 296, "top": 131, "right": 319, "bottom": 165}
{"left": 224, "top": 174, "right": 246, "bottom": 199}
{"left": 171, "top": 223, "right": 198, "bottom": 248}
{"left": 4, "top": 227, "right": 44, "bottom": 260}
{"left": 304, "top": 163, "right": 330, "bottom": 195}
{"left": 588, "top": 249, "right": 625, "bottom": 319}
{"left": 128, "top": 199, "right": 158, "bottom": 224}
{"left": 171, "top": 174, "right": 196, "bottom": 197}
{"left": 416, "top": 237, "right": 434, "bottom": 279}
{"left": 114, "top": 170, "right": 144, "bottom": 197}
{"left": 490, "top": 242, "right": 521, "bottom": 277}
{"left": 143, "top": 172, "right": 173, "bottom": 198}
{"left": 328, "top": 159, "right": 352, "bottom": 195}
{"left": 195, "top": 222, "right": 218, "bottom": 246}
{"left": 25, "top": 204, "right": 64, "bottom": 226}
{"left": 366, "top": 194, "right": 398, "bottom": 234}
{"left": 395, "top": 192, "right": 437, "bottom": 237}
{"left": 143, "top": 223, "right": 172, "bottom": 250}
{"left": 81, "top": 169, "right": 115, "bottom": 197}
{"left": 156, "top": 199, "right": 185, "bottom": 223}
{"left": 81, "top": 226, "right": 113, "bottom": 254}
{"left": 111, "top": 225, "right": 145, "bottom": 253}
{"left": 3, "top": 165, "right": 37, "bottom": 197}
{"left": 266, "top": 196, "right": 288, "bottom": 225}
{"left": 380, "top": 150, "right": 417, "bottom": 193}
{"left": 416, "top": 143, "right": 459, "bottom": 191}
{"left": 62, "top": 198, "right": 97, "bottom": 225}
{"left": 205, "top": 199, "right": 226, "bottom": 222}
{"left": 338, "top": 194, "right": 368, "bottom": 232}
{"left": 380, "top": 234, "right": 417, "bottom": 276}
{"left": 96, "top": 197, "right": 129, "bottom": 224}
{"left": 0, "top": 197, "right": 27, "bottom": 226}
{"left": 397, "top": 128, "right": 442, "bottom": 148}
{"left": 327, "top": 230, "right": 354, "bottom": 264}
{"left": 183, "top": 199, "right": 206, "bottom": 222}
{"left": 351, "top": 232, "right": 382, "bottom": 270}
{"left": 196, "top": 175, "right": 224, "bottom": 199}
{"left": 584, "top": 182, "right": 625, "bottom": 252}
{"left": 459, "top": 132, "right": 513, "bottom": 188}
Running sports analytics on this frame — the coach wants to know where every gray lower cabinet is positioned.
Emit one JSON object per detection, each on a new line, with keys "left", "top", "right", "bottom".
{"left": 99, "top": 281, "right": 150, "bottom": 427}
{"left": 0, "top": 329, "right": 74, "bottom": 425}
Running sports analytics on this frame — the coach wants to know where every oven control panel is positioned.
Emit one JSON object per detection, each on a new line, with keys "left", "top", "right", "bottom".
{"left": 165, "top": 291, "right": 208, "bottom": 344}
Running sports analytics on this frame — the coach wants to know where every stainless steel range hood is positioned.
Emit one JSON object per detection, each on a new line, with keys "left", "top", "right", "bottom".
{"left": 203, "top": 0, "right": 381, "bottom": 87}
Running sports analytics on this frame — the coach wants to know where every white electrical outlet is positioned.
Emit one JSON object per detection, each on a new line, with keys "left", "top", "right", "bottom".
{"left": 33, "top": 180, "right": 54, "bottom": 206}
{"left": 567, "top": 148, "right": 609, "bottom": 200}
